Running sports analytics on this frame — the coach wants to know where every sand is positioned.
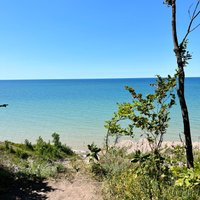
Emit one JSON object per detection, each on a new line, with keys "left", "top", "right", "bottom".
{"left": 116, "top": 138, "right": 200, "bottom": 153}
{"left": 0, "top": 171, "right": 103, "bottom": 200}
{"left": 42, "top": 173, "right": 102, "bottom": 200}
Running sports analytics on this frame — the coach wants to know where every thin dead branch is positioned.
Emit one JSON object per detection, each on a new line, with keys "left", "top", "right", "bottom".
{"left": 182, "top": 0, "right": 200, "bottom": 44}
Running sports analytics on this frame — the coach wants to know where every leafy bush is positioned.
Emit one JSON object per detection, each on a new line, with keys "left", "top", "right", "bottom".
{"left": 105, "top": 75, "right": 176, "bottom": 152}
{"left": 15, "top": 148, "right": 29, "bottom": 159}
{"left": 99, "top": 147, "right": 132, "bottom": 177}
{"left": 25, "top": 160, "right": 66, "bottom": 178}
{"left": 34, "top": 134, "right": 74, "bottom": 160}
{"left": 171, "top": 163, "right": 200, "bottom": 189}
{"left": 87, "top": 143, "right": 101, "bottom": 161}
{"left": 4, "top": 141, "right": 15, "bottom": 154}
{"left": 102, "top": 148, "right": 200, "bottom": 200}
{"left": 103, "top": 166, "right": 200, "bottom": 200}
{"left": 24, "top": 139, "right": 34, "bottom": 151}
{"left": 35, "top": 136, "right": 59, "bottom": 159}
{"left": 52, "top": 132, "right": 62, "bottom": 148}
{"left": 88, "top": 146, "right": 132, "bottom": 180}
{"left": 60, "top": 144, "right": 74, "bottom": 156}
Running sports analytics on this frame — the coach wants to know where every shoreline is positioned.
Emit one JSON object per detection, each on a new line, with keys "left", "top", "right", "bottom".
{"left": 115, "top": 139, "right": 200, "bottom": 153}
{"left": 1, "top": 138, "right": 200, "bottom": 154}
{"left": 72, "top": 139, "right": 200, "bottom": 155}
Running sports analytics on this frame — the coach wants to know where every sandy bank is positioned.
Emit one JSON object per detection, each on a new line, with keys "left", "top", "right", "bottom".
{"left": 115, "top": 139, "right": 200, "bottom": 153}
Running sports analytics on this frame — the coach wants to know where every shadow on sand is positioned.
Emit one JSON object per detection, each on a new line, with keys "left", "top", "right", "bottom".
{"left": 0, "top": 166, "right": 55, "bottom": 200}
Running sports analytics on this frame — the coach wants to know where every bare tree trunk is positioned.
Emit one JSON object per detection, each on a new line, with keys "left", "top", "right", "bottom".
{"left": 171, "top": 0, "right": 194, "bottom": 168}
{"left": 177, "top": 71, "right": 194, "bottom": 168}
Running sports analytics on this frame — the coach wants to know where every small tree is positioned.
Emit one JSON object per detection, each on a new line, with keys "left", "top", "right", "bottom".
{"left": 164, "top": 0, "right": 200, "bottom": 168}
{"left": 105, "top": 75, "right": 176, "bottom": 153}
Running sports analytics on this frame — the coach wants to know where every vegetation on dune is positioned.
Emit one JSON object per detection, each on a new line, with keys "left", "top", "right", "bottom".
{"left": 87, "top": 144, "right": 200, "bottom": 200}
{"left": 2, "top": 132, "right": 74, "bottom": 160}
{"left": 0, "top": 133, "right": 78, "bottom": 194}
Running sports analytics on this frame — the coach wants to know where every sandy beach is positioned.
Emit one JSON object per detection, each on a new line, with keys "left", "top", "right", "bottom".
{"left": 116, "top": 139, "right": 200, "bottom": 153}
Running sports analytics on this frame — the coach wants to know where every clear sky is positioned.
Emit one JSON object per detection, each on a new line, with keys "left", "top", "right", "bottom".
{"left": 0, "top": 0, "right": 199, "bottom": 79}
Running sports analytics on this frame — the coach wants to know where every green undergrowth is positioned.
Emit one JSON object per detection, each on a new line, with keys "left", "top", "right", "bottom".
{"left": 87, "top": 144, "right": 200, "bottom": 200}
{"left": 0, "top": 133, "right": 79, "bottom": 180}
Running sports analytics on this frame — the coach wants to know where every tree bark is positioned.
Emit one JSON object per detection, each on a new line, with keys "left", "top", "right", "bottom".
{"left": 171, "top": 0, "right": 194, "bottom": 168}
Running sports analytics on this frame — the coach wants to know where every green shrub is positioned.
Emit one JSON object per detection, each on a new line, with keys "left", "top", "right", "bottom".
{"left": 103, "top": 165, "right": 200, "bottom": 200}
{"left": 102, "top": 149, "right": 200, "bottom": 200}
{"left": 87, "top": 143, "right": 101, "bottom": 161}
{"left": 24, "top": 139, "right": 34, "bottom": 151}
{"left": 60, "top": 144, "right": 74, "bottom": 156}
{"left": 99, "top": 147, "right": 132, "bottom": 177}
{"left": 34, "top": 135, "right": 74, "bottom": 160}
{"left": 4, "top": 141, "right": 15, "bottom": 154}
{"left": 0, "top": 134, "right": 75, "bottom": 179}
{"left": 4, "top": 141, "right": 10, "bottom": 150}
{"left": 15, "top": 148, "right": 29, "bottom": 159}
{"left": 25, "top": 160, "right": 66, "bottom": 178}
{"left": 88, "top": 146, "right": 132, "bottom": 180}
{"left": 52, "top": 132, "right": 62, "bottom": 148}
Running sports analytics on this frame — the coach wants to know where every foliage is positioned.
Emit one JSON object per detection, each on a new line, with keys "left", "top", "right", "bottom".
{"left": 171, "top": 163, "right": 200, "bottom": 188}
{"left": 15, "top": 148, "right": 29, "bottom": 159}
{"left": 179, "top": 40, "right": 192, "bottom": 67}
{"left": 4, "top": 141, "right": 15, "bottom": 154}
{"left": 88, "top": 146, "right": 133, "bottom": 180}
{"left": 35, "top": 133, "right": 74, "bottom": 160}
{"left": 105, "top": 75, "right": 176, "bottom": 151}
{"left": 99, "top": 147, "right": 132, "bottom": 178}
{"left": 24, "top": 139, "right": 34, "bottom": 151}
{"left": 0, "top": 133, "right": 75, "bottom": 179}
{"left": 102, "top": 147, "right": 200, "bottom": 200}
{"left": 87, "top": 143, "right": 106, "bottom": 179}
{"left": 87, "top": 143, "right": 101, "bottom": 161}
{"left": 23, "top": 160, "right": 67, "bottom": 178}
{"left": 52, "top": 132, "right": 62, "bottom": 148}
{"left": 101, "top": 74, "right": 200, "bottom": 199}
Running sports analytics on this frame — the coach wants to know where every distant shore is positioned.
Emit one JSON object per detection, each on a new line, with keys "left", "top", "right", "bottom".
{"left": 115, "top": 139, "right": 200, "bottom": 153}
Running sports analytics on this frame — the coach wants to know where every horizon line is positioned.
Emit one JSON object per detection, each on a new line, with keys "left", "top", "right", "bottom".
{"left": 0, "top": 76, "right": 200, "bottom": 81}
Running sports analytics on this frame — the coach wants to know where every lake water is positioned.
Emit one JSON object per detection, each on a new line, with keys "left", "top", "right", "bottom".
{"left": 0, "top": 78, "right": 199, "bottom": 149}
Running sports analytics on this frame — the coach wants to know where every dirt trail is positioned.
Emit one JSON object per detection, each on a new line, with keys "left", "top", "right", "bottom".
{"left": 40, "top": 173, "right": 103, "bottom": 200}
{"left": 0, "top": 171, "right": 102, "bottom": 200}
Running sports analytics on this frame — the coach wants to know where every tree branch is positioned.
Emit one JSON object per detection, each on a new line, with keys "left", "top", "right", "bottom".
{"left": 182, "top": 0, "right": 200, "bottom": 44}
{"left": 190, "top": 22, "right": 200, "bottom": 32}
{"left": 188, "top": 3, "right": 194, "bottom": 19}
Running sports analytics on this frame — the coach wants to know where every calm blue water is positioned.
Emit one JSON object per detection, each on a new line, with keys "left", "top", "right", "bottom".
{"left": 0, "top": 78, "right": 199, "bottom": 149}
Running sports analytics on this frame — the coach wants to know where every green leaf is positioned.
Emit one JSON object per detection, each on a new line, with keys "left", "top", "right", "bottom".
{"left": 175, "top": 178, "right": 184, "bottom": 186}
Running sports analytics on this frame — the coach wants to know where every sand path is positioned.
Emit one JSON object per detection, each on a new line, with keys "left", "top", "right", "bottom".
{"left": 39, "top": 173, "right": 103, "bottom": 200}
{"left": 0, "top": 170, "right": 102, "bottom": 200}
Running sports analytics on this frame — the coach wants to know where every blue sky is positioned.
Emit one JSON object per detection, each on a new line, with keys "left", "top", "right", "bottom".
{"left": 0, "top": 0, "right": 199, "bottom": 79}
